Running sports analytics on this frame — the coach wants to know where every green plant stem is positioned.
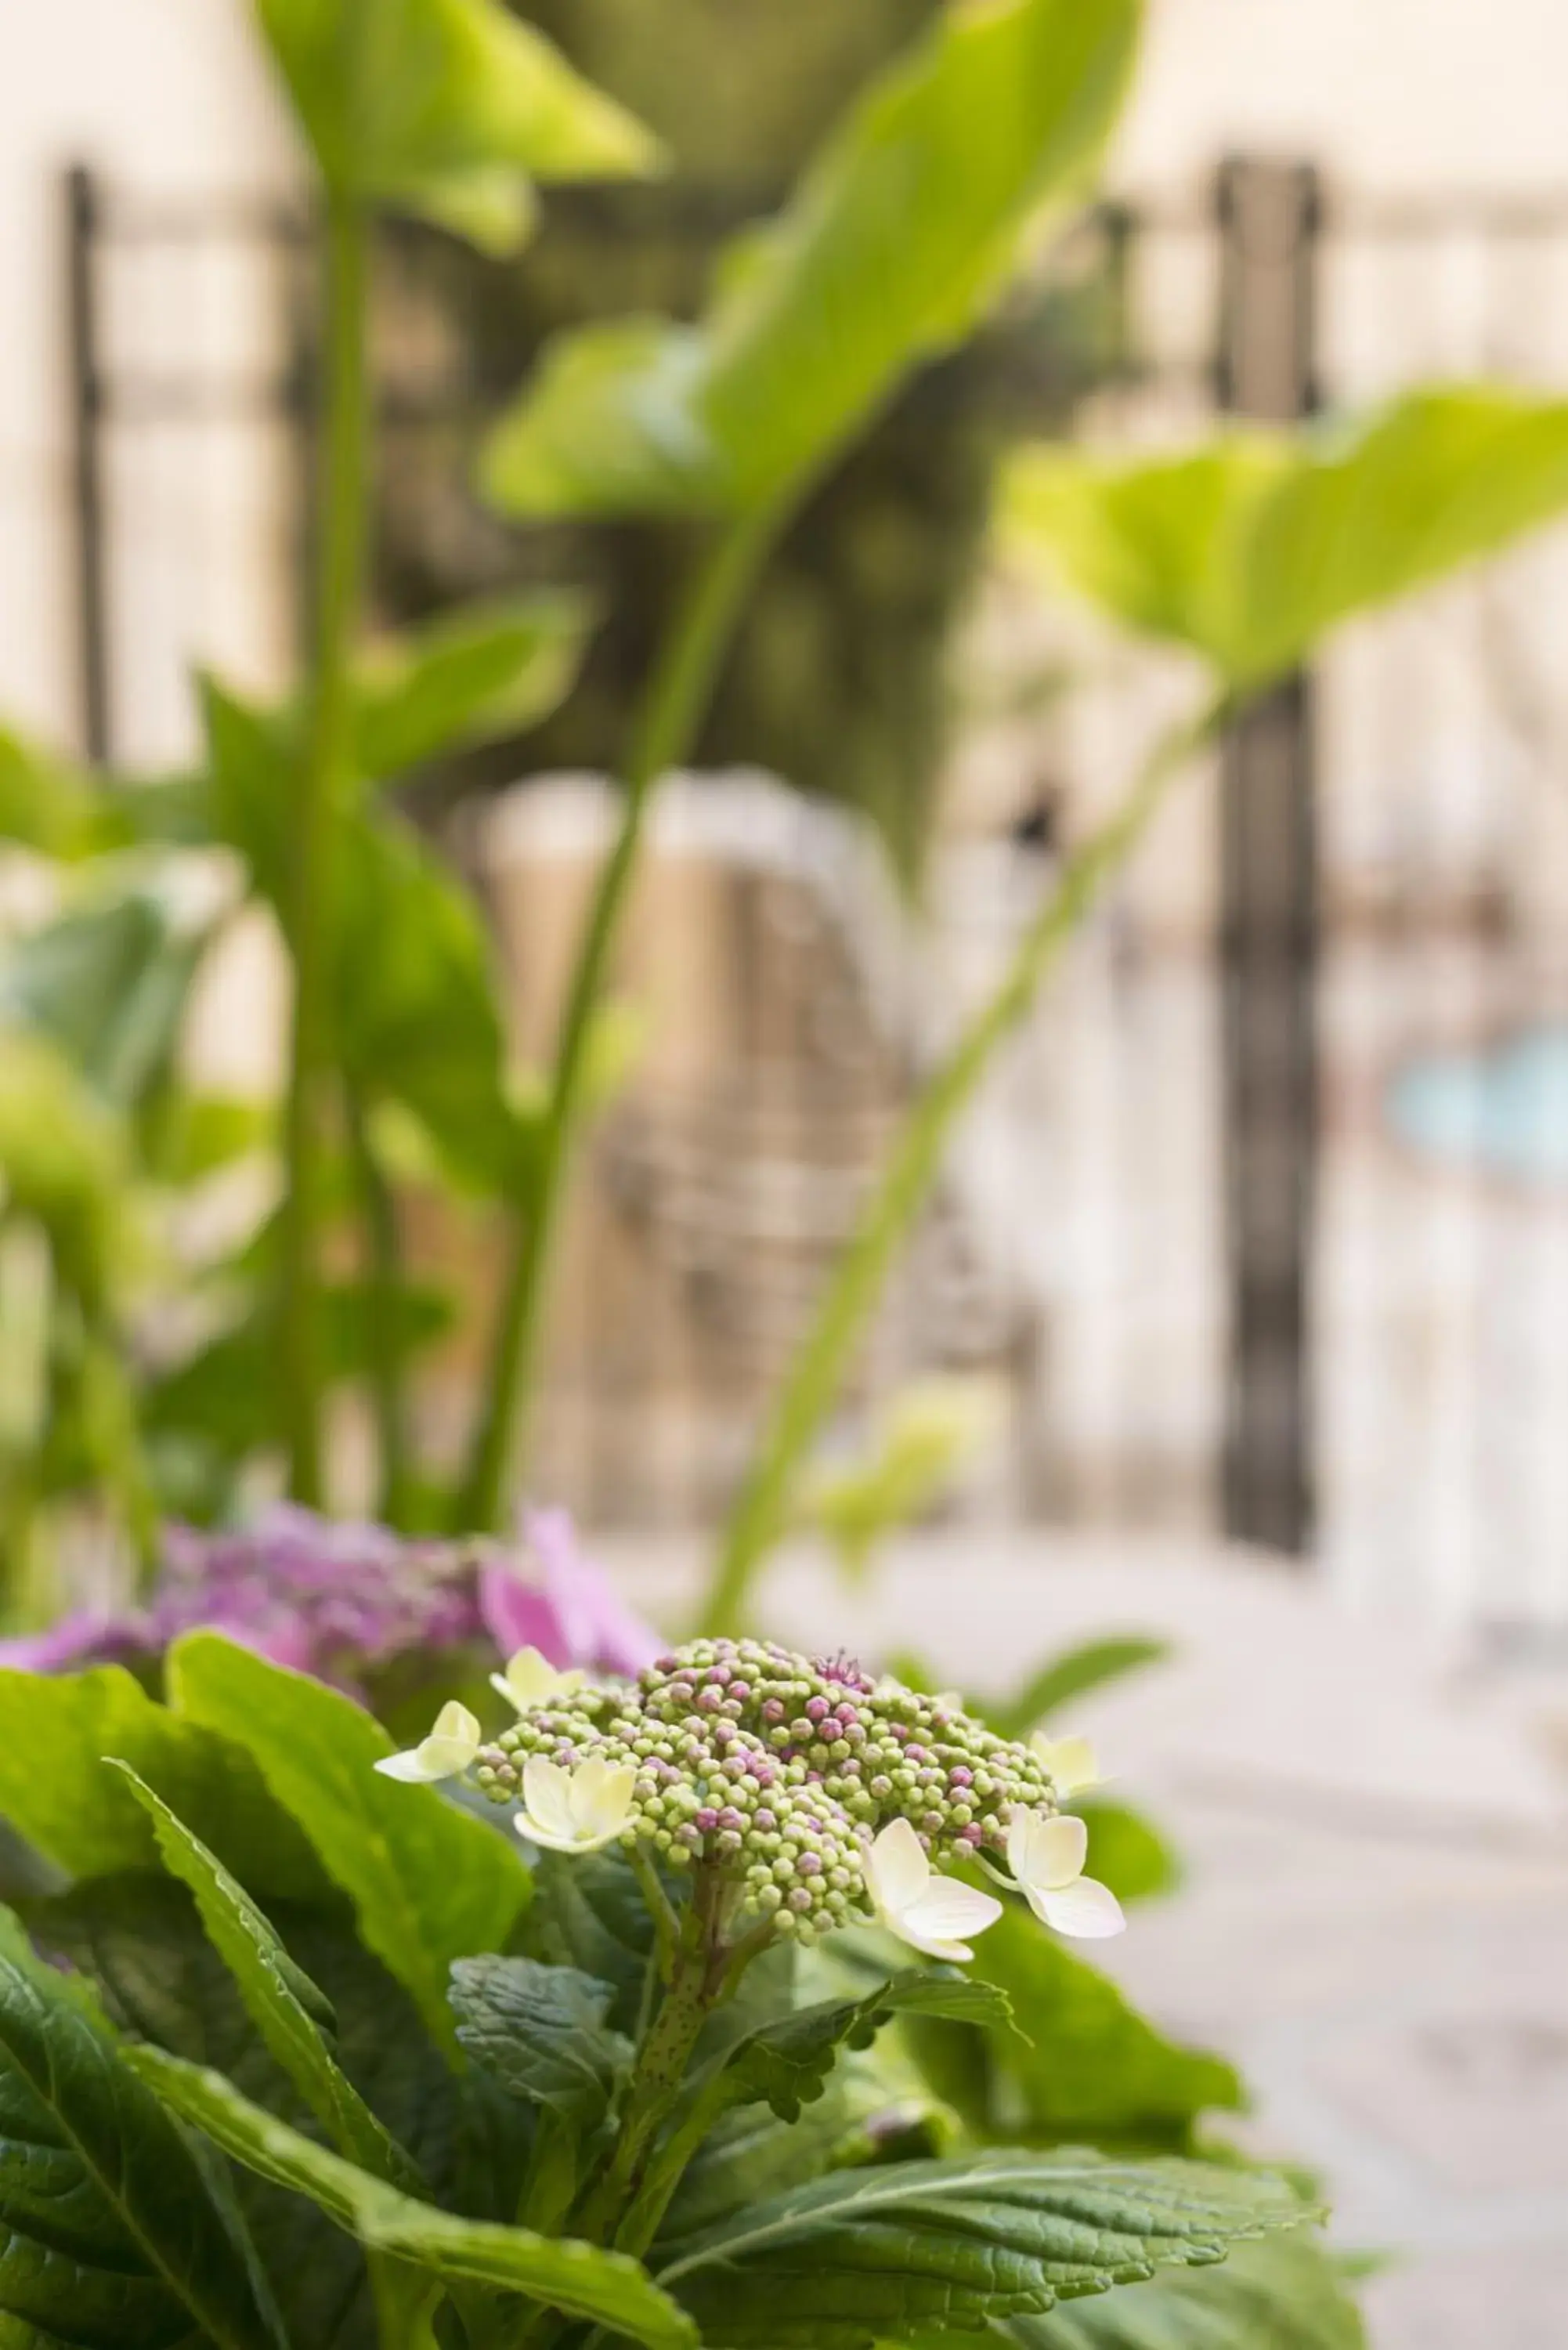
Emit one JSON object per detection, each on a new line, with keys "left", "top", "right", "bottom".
{"left": 697, "top": 689, "right": 1234, "bottom": 1636}
{"left": 344, "top": 1086, "right": 411, "bottom": 1528}
{"left": 279, "top": 189, "right": 370, "bottom": 1507}
{"left": 456, "top": 511, "right": 778, "bottom": 1533}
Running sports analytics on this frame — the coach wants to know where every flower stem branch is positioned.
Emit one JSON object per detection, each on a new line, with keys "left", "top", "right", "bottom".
{"left": 456, "top": 509, "right": 779, "bottom": 1533}
{"left": 696, "top": 689, "right": 1234, "bottom": 1635}
{"left": 279, "top": 189, "right": 369, "bottom": 1506}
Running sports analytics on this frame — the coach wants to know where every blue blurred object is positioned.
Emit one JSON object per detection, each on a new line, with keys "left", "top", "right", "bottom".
{"left": 1387, "top": 1024, "right": 1568, "bottom": 1186}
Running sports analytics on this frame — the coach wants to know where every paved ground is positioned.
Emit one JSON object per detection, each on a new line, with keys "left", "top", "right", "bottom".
{"left": 618, "top": 1531, "right": 1568, "bottom": 2349}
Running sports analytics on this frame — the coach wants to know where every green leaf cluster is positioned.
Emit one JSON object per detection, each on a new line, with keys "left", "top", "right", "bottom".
{"left": 255, "top": 0, "right": 660, "bottom": 253}
{"left": 484, "top": 0, "right": 1143, "bottom": 519}
{"left": 1005, "top": 385, "right": 1568, "bottom": 689}
{"left": 0, "top": 1638, "right": 1332, "bottom": 2350}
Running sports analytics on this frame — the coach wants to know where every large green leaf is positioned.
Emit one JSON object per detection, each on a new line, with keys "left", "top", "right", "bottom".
{"left": 0, "top": 1032, "right": 132, "bottom": 1310}
{"left": 27, "top": 1871, "right": 524, "bottom": 2348}
{"left": 450, "top": 1954, "right": 630, "bottom": 2133}
{"left": 112, "top": 1763, "right": 417, "bottom": 2185}
{"left": 660, "top": 2048, "right": 948, "bottom": 2243}
{"left": 1010, "top": 2225, "right": 1367, "bottom": 2349}
{"left": 0, "top": 726, "right": 121, "bottom": 860}
{"left": 518, "top": 1848, "right": 659, "bottom": 2033}
{"left": 143, "top": 1274, "right": 455, "bottom": 1461}
{"left": 1069, "top": 1802, "right": 1179, "bottom": 1907}
{"left": 0, "top": 1907, "right": 284, "bottom": 2350}
{"left": 484, "top": 0, "right": 1141, "bottom": 518}
{"left": 169, "top": 1633, "right": 530, "bottom": 2052}
{"left": 1, "top": 883, "right": 208, "bottom": 1113}
{"left": 961, "top": 1907, "right": 1241, "bottom": 2148}
{"left": 201, "top": 678, "right": 529, "bottom": 1190}
{"left": 694, "top": 1970, "right": 1018, "bottom": 2131}
{"left": 1005, "top": 386, "right": 1568, "bottom": 689}
{"left": 127, "top": 2045, "right": 698, "bottom": 2350}
{"left": 255, "top": 0, "right": 659, "bottom": 252}
{"left": 0, "top": 1666, "right": 331, "bottom": 1901}
{"left": 990, "top": 1637, "right": 1172, "bottom": 1738}
{"left": 656, "top": 2147, "right": 1305, "bottom": 2348}
{"left": 355, "top": 589, "right": 592, "bottom": 776}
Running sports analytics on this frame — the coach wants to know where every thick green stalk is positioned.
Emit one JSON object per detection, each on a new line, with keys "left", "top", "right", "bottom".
{"left": 456, "top": 511, "right": 779, "bottom": 1533}
{"left": 696, "top": 690, "right": 1234, "bottom": 1636}
{"left": 344, "top": 1086, "right": 411, "bottom": 1528}
{"left": 279, "top": 190, "right": 369, "bottom": 1506}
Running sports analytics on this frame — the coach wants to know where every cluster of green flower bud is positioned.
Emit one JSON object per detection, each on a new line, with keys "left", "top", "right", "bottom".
{"left": 473, "top": 1637, "right": 1063, "bottom": 1943}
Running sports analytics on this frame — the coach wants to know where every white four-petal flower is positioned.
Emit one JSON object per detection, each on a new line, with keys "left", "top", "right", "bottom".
{"left": 490, "top": 1645, "right": 587, "bottom": 1714}
{"left": 514, "top": 1754, "right": 636, "bottom": 1853}
{"left": 374, "top": 1701, "right": 482, "bottom": 1784}
{"left": 1028, "top": 1731, "right": 1102, "bottom": 1801}
{"left": 864, "top": 1817, "right": 1002, "bottom": 1962}
{"left": 1006, "top": 1810, "right": 1125, "bottom": 1940}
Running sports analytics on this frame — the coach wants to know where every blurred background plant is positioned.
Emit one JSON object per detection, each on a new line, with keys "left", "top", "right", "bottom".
{"left": 9, "top": 0, "right": 1568, "bottom": 1649}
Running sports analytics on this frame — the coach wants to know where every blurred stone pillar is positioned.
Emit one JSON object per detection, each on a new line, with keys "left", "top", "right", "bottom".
{"left": 1215, "top": 156, "right": 1322, "bottom": 1556}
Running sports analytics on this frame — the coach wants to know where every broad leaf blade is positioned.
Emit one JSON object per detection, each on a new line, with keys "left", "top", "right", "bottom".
{"left": 201, "top": 678, "right": 529, "bottom": 1191}
{"left": 0, "top": 1665, "right": 331, "bottom": 1902}
{"left": 128, "top": 2047, "right": 697, "bottom": 2350}
{"left": 992, "top": 1636, "right": 1172, "bottom": 1737}
{"left": 484, "top": 0, "right": 1141, "bottom": 518}
{"left": 111, "top": 1762, "right": 417, "bottom": 2185}
{"left": 1009, "top": 2225, "right": 1367, "bottom": 2348}
{"left": 963, "top": 1907, "right": 1242, "bottom": 2147}
{"left": 656, "top": 2148, "right": 1307, "bottom": 2348}
{"left": 169, "top": 1634, "right": 530, "bottom": 2055}
{"left": 451, "top": 1955, "right": 630, "bottom": 2131}
{"left": 354, "top": 589, "right": 592, "bottom": 776}
{"left": 1006, "top": 387, "right": 1568, "bottom": 688}
{"left": 255, "top": 0, "right": 659, "bottom": 251}
{"left": 701, "top": 1969, "right": 1018, "bottom": 2128}
{"left": 518, "top": 1848, "right": 658, "bottom": 2032}
{"left": 0, "top": 1907, "right": 284, "bottom": 2350}
{"left": 2, "top": 884, "right": 207, "bottom": 1113}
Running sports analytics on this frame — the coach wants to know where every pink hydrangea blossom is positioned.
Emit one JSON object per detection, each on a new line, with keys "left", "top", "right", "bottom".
{"left": 0, "top": 1504, "right": 660, "bottom": 1693}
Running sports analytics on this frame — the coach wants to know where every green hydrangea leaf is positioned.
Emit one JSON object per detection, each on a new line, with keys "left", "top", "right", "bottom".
{"left": 959, "top": 1906, "right": 1243, "bottom": 2148}
{"left": 110, "top": 1762, "right": 418, "bottom": 2186}
{"left": 1002, "top": 2224, "right": 1367, "bottom": 2348}
{"left": 0, "top": 1905, "right": 285, "bottom": 2350}
{"left": 656, "top": 2147, "right": 1309, "bottom": 2348}
{"left": 168, "top": 1634, "right": 530, "bottom": 2055}
{"left": 127, "top": 2044, "right": 698, "bottom": 2350}
{"left": 0, "top": 1665, "right": 331, "bottom": 1903}
{"left": 990, "top": 1636, "right": 1172, "bottom": 1737}
{"left": 450, "top": 1954, "right": 631, "bottom": 2132}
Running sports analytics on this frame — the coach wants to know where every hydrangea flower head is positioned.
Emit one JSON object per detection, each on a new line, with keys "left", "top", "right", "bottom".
{"left": 388, "top": 1635, "right": 1122, "bottom": 1959}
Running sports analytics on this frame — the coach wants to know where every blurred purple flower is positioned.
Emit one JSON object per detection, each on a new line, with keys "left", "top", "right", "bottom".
{"left": 479, "top": 1509, "right": 661, "bottom": 1676}
{"left": 0, "top": 1503, "right": 659, "bottom": 1694}
{"left": 0, "top": 1610, "right": 151, "bottom": 1675}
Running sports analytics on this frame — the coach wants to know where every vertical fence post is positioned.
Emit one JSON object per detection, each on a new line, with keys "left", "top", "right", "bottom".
{"left": 65, "top": 163, "right": 111, "bottom": 765}
{"left": 1214, "top": 155, "right": 1322, "bottom": 1556}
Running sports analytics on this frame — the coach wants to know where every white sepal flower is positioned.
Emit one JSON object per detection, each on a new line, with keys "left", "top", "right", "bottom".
{"left": 1028, "top": 1731, "right": 1103, "bottom": 1801}
{"left": 1006, "top": 1810, "right": 1125, "bottom": 1940}
{"left": 490, "top": 1646, "right": 587, "bottom": 1714}
{"left": 374, "top": 1701, "right": 482, "bottom": 1784}
{"left": 864, "top": 1817, "right": 1002, "bottom": 1963}
{"left": 514, "top": 1754, "right": 636, "bottom": 1853}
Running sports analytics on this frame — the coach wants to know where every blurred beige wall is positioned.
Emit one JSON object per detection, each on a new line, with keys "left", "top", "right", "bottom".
{"left": 1121, "top": 0, "right": 1565, "bottom": 196}
{"left": 0, "top": 0, "right": 297, "bottom": 754}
